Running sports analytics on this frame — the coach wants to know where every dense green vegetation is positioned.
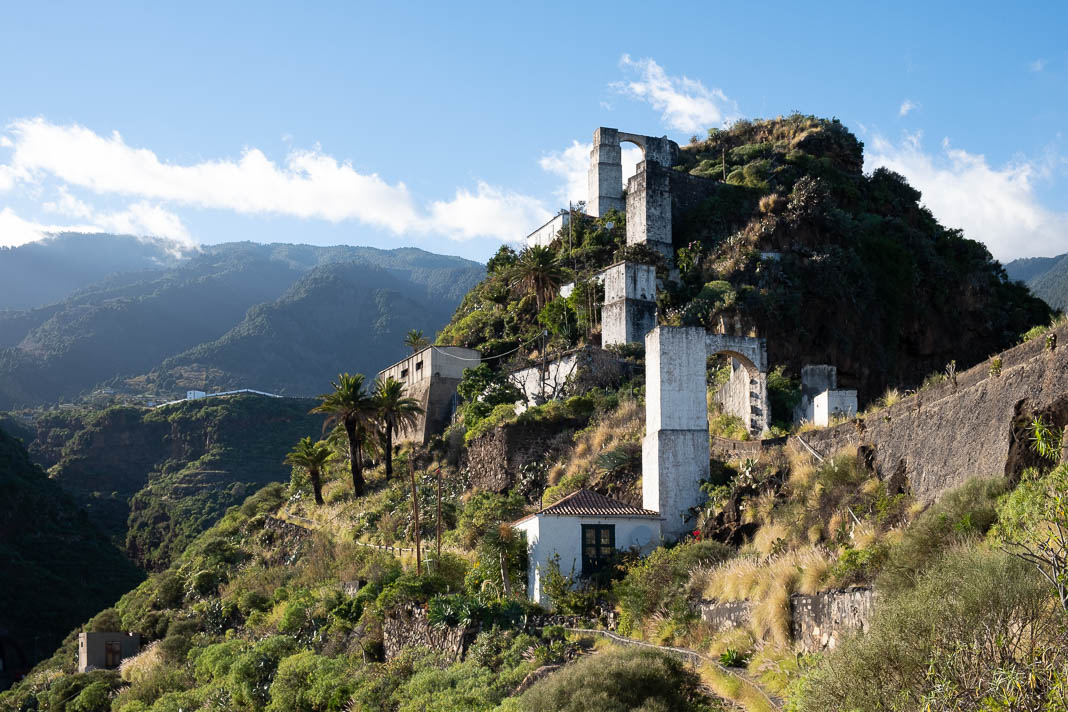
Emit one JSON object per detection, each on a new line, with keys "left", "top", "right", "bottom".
{"left": 0, "top": 239, "right": 484, "bottom": 409}
{"left": 17, "top": 394, "right": 323, "bottom": 571}
{"left": 439, "top": 115, "right": 1050, "bottom": 404}
{"left": 0, "top": 426, "right": 144, "bottom": 681}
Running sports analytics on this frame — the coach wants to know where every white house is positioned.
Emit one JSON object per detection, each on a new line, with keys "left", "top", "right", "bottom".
{"left": 512, "top": 489, "right": 661, "bottom": 605}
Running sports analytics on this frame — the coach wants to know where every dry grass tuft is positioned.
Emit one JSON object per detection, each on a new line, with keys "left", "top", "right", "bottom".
{"left": 119, "top": 641, "right": 162, "bottom": 683}
{"left": 545, "top": 398, "right": 642, "bottom": 490}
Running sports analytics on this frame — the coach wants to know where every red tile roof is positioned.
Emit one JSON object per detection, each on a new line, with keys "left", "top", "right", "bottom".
{"left": 535, "top": 488, "right": 660, "bottom": 518}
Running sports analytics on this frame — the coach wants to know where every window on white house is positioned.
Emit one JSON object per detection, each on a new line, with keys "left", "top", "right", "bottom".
{"left": 581, "top": 524, "right": 615, "bottom": 573}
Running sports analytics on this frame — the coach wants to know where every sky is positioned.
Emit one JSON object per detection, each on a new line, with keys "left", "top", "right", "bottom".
{"left": 0, "top": 1, "right": 1066, "bottom": 263}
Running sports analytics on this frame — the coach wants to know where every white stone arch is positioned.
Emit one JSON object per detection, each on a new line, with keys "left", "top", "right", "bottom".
{"left": 707, "top": 334, "right": 770, "bottom": 435}
{"left": 588, "top": 127, "right": 679, "bottom": 218}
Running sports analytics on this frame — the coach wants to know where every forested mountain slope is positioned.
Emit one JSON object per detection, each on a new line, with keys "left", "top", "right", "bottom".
{"left": 0, "top": 239, "right": 484, "bottom": 409}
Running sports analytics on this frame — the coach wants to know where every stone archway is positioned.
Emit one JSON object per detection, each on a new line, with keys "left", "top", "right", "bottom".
{"left": 588, "top": 127, "right": 678, "bottom": 217}
{"left": 707, "top": 335, "right": 770, "bottom": 435}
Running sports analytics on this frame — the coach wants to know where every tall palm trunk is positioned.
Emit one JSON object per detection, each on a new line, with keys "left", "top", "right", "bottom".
{"left": 384, "top": 423, "right": 394, "bottom": 480}
{"left": 309, "top": 466, "right": 325, "bottom": 505}
{"left": 344, "top": 418, "right": 365, "bottom": 496}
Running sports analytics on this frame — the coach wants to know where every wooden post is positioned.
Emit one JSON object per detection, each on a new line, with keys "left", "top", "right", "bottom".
{"left": 408, "top": 451, "right": 421, "bottom": 575}
{"left": 435, "top": 466, "right": 443, "bottom": 561}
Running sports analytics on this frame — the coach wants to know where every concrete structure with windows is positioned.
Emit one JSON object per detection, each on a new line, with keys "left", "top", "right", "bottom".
{"left": 376, "top": 345, "right": 481, "bottom": 444}
{"left": 77, "top": 632, "right": 140, "bottom": 673}
{"left": 512, "top": 490, "right": 661, "bottom": 605}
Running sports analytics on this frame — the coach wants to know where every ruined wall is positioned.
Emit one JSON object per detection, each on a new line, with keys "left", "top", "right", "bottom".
{"left": 383, "top": 605, "right": 477, "bottom": 662}
{"left": 790, "top": 588, "right": 874, "bottom": 652}
{"left": 625, "top": 164, "right": 673, "bottom": 259}
{"left": 667, "top": 170, "right": 722, "bottom": 226}
{"left": 465, "top": 419, "right": 578, "bottom": 497}
{"left": 803, "top": 324, "right": 1068, "bottom": 501}
{"left": 508, "top": 347, "right": 631, "bottom": 409}
{"left": 714, "top": 360, "right": 751, "bottom": 425}
{"left": 698, "top": 588, "right": 874, "bottom": 652}
{"left": 602, "top": 262, "right": 658, "bottom": 347}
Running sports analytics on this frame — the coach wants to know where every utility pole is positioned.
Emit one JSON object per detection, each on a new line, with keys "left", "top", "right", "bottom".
{"left": 408, "top": 451, "right": 422, "bottom": 575}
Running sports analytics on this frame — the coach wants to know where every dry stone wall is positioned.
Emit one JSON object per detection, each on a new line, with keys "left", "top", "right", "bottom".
{"left": 383, "top": 604, "right": 478, "bottom": 662}
{"left": 698, "top": 587, "right": 874, "bottom": 652}
{"left": 802, "top": 323, "right": 1068, "bottom": 501}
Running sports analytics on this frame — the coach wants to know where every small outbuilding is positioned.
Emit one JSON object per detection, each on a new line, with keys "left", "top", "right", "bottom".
{"left": 77, "top": 632, "right": 140, "bottom": 673}
{"left": 512, "top": 489, "right": 661, "bottom": 606}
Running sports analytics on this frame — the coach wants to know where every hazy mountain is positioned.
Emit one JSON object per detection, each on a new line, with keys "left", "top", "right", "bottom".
{"left": 0, "top": 237, "right": 484, "bottom": 409}
{"left": 0, "top": 233, "right": 183, "bottom": 312}
{"left": 139, "top": 260, "right": 463, "bottom": 397}
{"left": 1005, "top": 252, "right": 1068, "bottom": 311}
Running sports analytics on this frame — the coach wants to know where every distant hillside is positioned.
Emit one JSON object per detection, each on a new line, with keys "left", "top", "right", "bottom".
{"left": 138, "top": 261, "right": 463, "bottom": 396}
{"left": 0, "top": 239, "right": 485, "bottom": 409}
{"left": 1005, "top": 252, "right": 1068, "bottom": 312}
{"left": 25, "top": 394, "right": 324, "bottom": 571}
{"left": 0, "top": 233, "right": 182, "bottom": 311}
{"left": 0, "top": 426, "right": 144, "bottom": 680}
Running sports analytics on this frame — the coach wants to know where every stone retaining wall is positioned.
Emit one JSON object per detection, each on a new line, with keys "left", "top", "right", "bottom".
{"left": 698, "top": 587, "right": 875, "bottom": 652}
{"left": 801, "top": 324, "right": 1068, "bottom": 501}
{"left": 382, "top": 605, "right": 478, "bottom": 662}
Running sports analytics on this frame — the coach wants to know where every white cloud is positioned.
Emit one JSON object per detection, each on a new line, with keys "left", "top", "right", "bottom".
{"left": 42, "top": 187, "right": 94, "bottom": 219}
{"left": 1030, "top": 58, "right": 1048, "bottom": 72}
{"left": 6, "top": 118, "right": 424, "bottom": 233}
{"left": 0, "top": 136, "right": 12, "bottom": 148}
{"left": 539, "top": 141, "right": 643, "bottom": 205}
{"left": 0, "top": 207, "right": 99, "bottom": 247}
{"left": 429, "top": 182, "right": 551, "bottom": 242}
{"left": 612, "top": 55, "right": 740, "bottom": 135}
{"left": 867, "top": 132, "right": 1068, "bottom": 260}
{"left": 899, "top": 99, "right": 918, "bottom": 116}
{"left": 1, "top": 118, "right": 564, "bottom": 245}
{"left": 94, "top": 202, "right": 194, "bottom": 248}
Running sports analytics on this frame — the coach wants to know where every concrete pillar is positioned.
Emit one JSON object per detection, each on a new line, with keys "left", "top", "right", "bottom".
{"left": 626, "top": 162, "right": 673, "bottom": 262}
{"left": 602, "top": 262, "right": 657, "bottom": 347}
{"left": 588, "top": 128, "right": 623, "bottom": 217}
{"left": 643, "top": 326, "right": 710, "bottom": 539}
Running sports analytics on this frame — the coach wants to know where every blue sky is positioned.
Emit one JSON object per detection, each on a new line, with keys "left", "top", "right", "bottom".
{"left": 1, "top": 0, "right": 1066, "bottom": 262}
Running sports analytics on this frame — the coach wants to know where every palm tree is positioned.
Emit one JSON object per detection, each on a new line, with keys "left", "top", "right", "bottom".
{"left": 511, "top": 245, "right": 569, "bottom": 311}
{"left": 284, "top": 436, "right": 334, "bottom": 505}
{"left": 404, "top": 329, "right": 429, "bottom": 353}
{"left": 373, "top": 377, "right": 424, "bottom": 480}
{"left": 312, "top": 373, "right": 376, "bottom": 496}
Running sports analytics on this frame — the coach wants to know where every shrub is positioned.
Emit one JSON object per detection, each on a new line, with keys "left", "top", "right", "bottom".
{"left": 614, "top": 540, "right": 732, "bottom": 636}
{"left": 790, "top": 547, "right": 1064, "bottom": 711}
{"left": 265, "top": 651, "right": 360, "bottom": 712}
{"left": 877, "top": 476, "right": 1007, "bottom": 595}
{"left": 517, "top": 646, "right": 715, "bottom": 712}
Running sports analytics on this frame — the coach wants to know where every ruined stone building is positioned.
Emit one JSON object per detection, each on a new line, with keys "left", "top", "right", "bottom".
{"left": 376, "top": 345, "right": 481, "bottom": 444}
{"left": 510, "top": 126, "right": 863, "bottom": 604}
{"left": 77, "top": 632, "right": 140, "bottom": 673}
